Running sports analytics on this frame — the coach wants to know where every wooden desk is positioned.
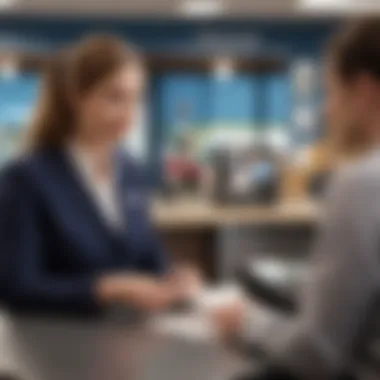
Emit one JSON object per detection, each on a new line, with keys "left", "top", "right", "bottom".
{"left": 0, "top": 312, "right": 247, "bottom": 380}
{"left": 152, "top": 198, "right": 320, "bottom": 279}
{"left": 153, "top": 198, "right": 321, "bottom": 229}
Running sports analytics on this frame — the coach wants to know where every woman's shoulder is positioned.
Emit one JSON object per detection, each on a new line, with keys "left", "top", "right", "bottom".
{"left": 0, "top": 148, "right": 61, "bottom": 190}
{"left": 0, "top": 158, "right": 32, "bottom": 202}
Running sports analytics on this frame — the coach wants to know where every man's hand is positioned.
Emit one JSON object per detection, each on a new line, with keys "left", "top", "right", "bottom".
{"left": 166, "top": 265, "right": 204, "bottom": 300}
{"left": 211, "top": 300, "right": 246, "bottom": 341}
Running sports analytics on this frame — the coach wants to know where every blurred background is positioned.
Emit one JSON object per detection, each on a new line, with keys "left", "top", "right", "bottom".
{"left": 0, "top": 0, "right": 371, "bottom": 280}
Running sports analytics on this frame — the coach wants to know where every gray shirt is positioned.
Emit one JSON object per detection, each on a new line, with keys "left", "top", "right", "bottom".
{"left": 245, "top": 149, "right": 380, "bottom": 379}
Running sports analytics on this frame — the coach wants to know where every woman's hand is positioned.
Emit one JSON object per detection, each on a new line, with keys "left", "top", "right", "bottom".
{"left": 96, "top": 274, "right": 183, "bottom": 312}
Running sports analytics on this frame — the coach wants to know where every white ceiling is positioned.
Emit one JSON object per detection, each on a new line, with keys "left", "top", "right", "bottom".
{"left": 0, "top": 0, "right": 320, "bottom": 18}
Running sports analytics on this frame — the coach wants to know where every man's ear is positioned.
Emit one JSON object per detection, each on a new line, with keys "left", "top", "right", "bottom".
{"left": 356, "top": 73, "right": 378, "bottom": 108}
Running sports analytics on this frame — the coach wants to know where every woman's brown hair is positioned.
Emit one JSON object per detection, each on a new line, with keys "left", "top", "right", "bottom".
{"left": 26, "top": 35, "right": 142, "bottom": 151}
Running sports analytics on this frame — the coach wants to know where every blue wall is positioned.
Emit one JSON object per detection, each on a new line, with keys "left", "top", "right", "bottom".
{"left": 0, "top": 17, "right": 336, "bottom": 125}
{"left": 0, "top": 17, "right": 337, "bottom": 161}
{"left": 209, "top": 75, "right": 259, "bottom": 123}
{"left": 0, "top": 75, "right": 40, "bottom": 126}
{"left": 156, "top": 73, "right": 292, "bottom": 128}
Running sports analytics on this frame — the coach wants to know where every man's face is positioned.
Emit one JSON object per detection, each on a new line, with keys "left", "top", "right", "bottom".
{"left": 324, "top": 64, "right": 374, "bottom": 154}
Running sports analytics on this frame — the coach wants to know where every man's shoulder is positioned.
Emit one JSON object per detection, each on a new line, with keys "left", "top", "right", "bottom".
{"left": 331, "top": 150, "right": 380, "bottom": 199}
{"left": 342, "top": 151, "right": 380, "bottom": 181}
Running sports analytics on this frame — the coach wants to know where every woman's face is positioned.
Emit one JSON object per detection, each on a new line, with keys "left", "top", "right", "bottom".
{"left": 75, "top": 63, "right": 146, "bottom": 145}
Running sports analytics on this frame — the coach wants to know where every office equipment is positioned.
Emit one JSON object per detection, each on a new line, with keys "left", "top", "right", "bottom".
{"left": 212, "top": 146, "right": 281, "bottom": 205}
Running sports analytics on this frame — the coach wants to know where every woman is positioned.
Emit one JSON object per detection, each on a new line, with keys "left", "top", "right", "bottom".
{"left": 216, "top": 19, "right": 380, "bottom": 380}
{"left": 0, "top": 36, "right": 197, "bottom": 314}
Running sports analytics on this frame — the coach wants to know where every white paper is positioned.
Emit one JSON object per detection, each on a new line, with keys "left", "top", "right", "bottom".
{"left": 151, "top": 284, "right": 245, "bottom": 342}
{"left": 152, "top": 313, "right": 218, "bottom": 342}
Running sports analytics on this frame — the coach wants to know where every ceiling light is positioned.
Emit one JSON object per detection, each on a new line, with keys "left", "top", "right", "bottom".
{"left": 179, "top": 0, "right": 225, "bottom": 17}
{"left": 0, "top": 0, "right": 17, "bottom": 9}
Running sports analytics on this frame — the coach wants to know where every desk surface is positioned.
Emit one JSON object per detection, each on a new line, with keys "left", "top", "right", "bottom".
{"left": 153, "top": 198, "right": 321, "bottom": 229}
{"left": 0, "top": 312, "right": 248, "bottom": 380}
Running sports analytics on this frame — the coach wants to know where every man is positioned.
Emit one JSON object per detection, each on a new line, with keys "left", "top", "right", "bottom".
{"left": 217, "top": 19, "right": 380, "bottom": 380}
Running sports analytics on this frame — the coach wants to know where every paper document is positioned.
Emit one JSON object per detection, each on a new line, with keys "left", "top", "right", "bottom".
{"left": 151, "top": 284, "right": 245, "bottom": 342}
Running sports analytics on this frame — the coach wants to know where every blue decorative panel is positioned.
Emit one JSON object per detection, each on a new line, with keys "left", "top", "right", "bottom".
{"left": 158, "top": 73, "right": 210, "bottom": 136}
{"left": 0, "top": 75, "right": 40, "bottom": 126}
{"left": 266, "top": 74, "right": 292, "bottom": 125}
{"left": 209, "top": 75, "right": 258, "bottom": 123}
